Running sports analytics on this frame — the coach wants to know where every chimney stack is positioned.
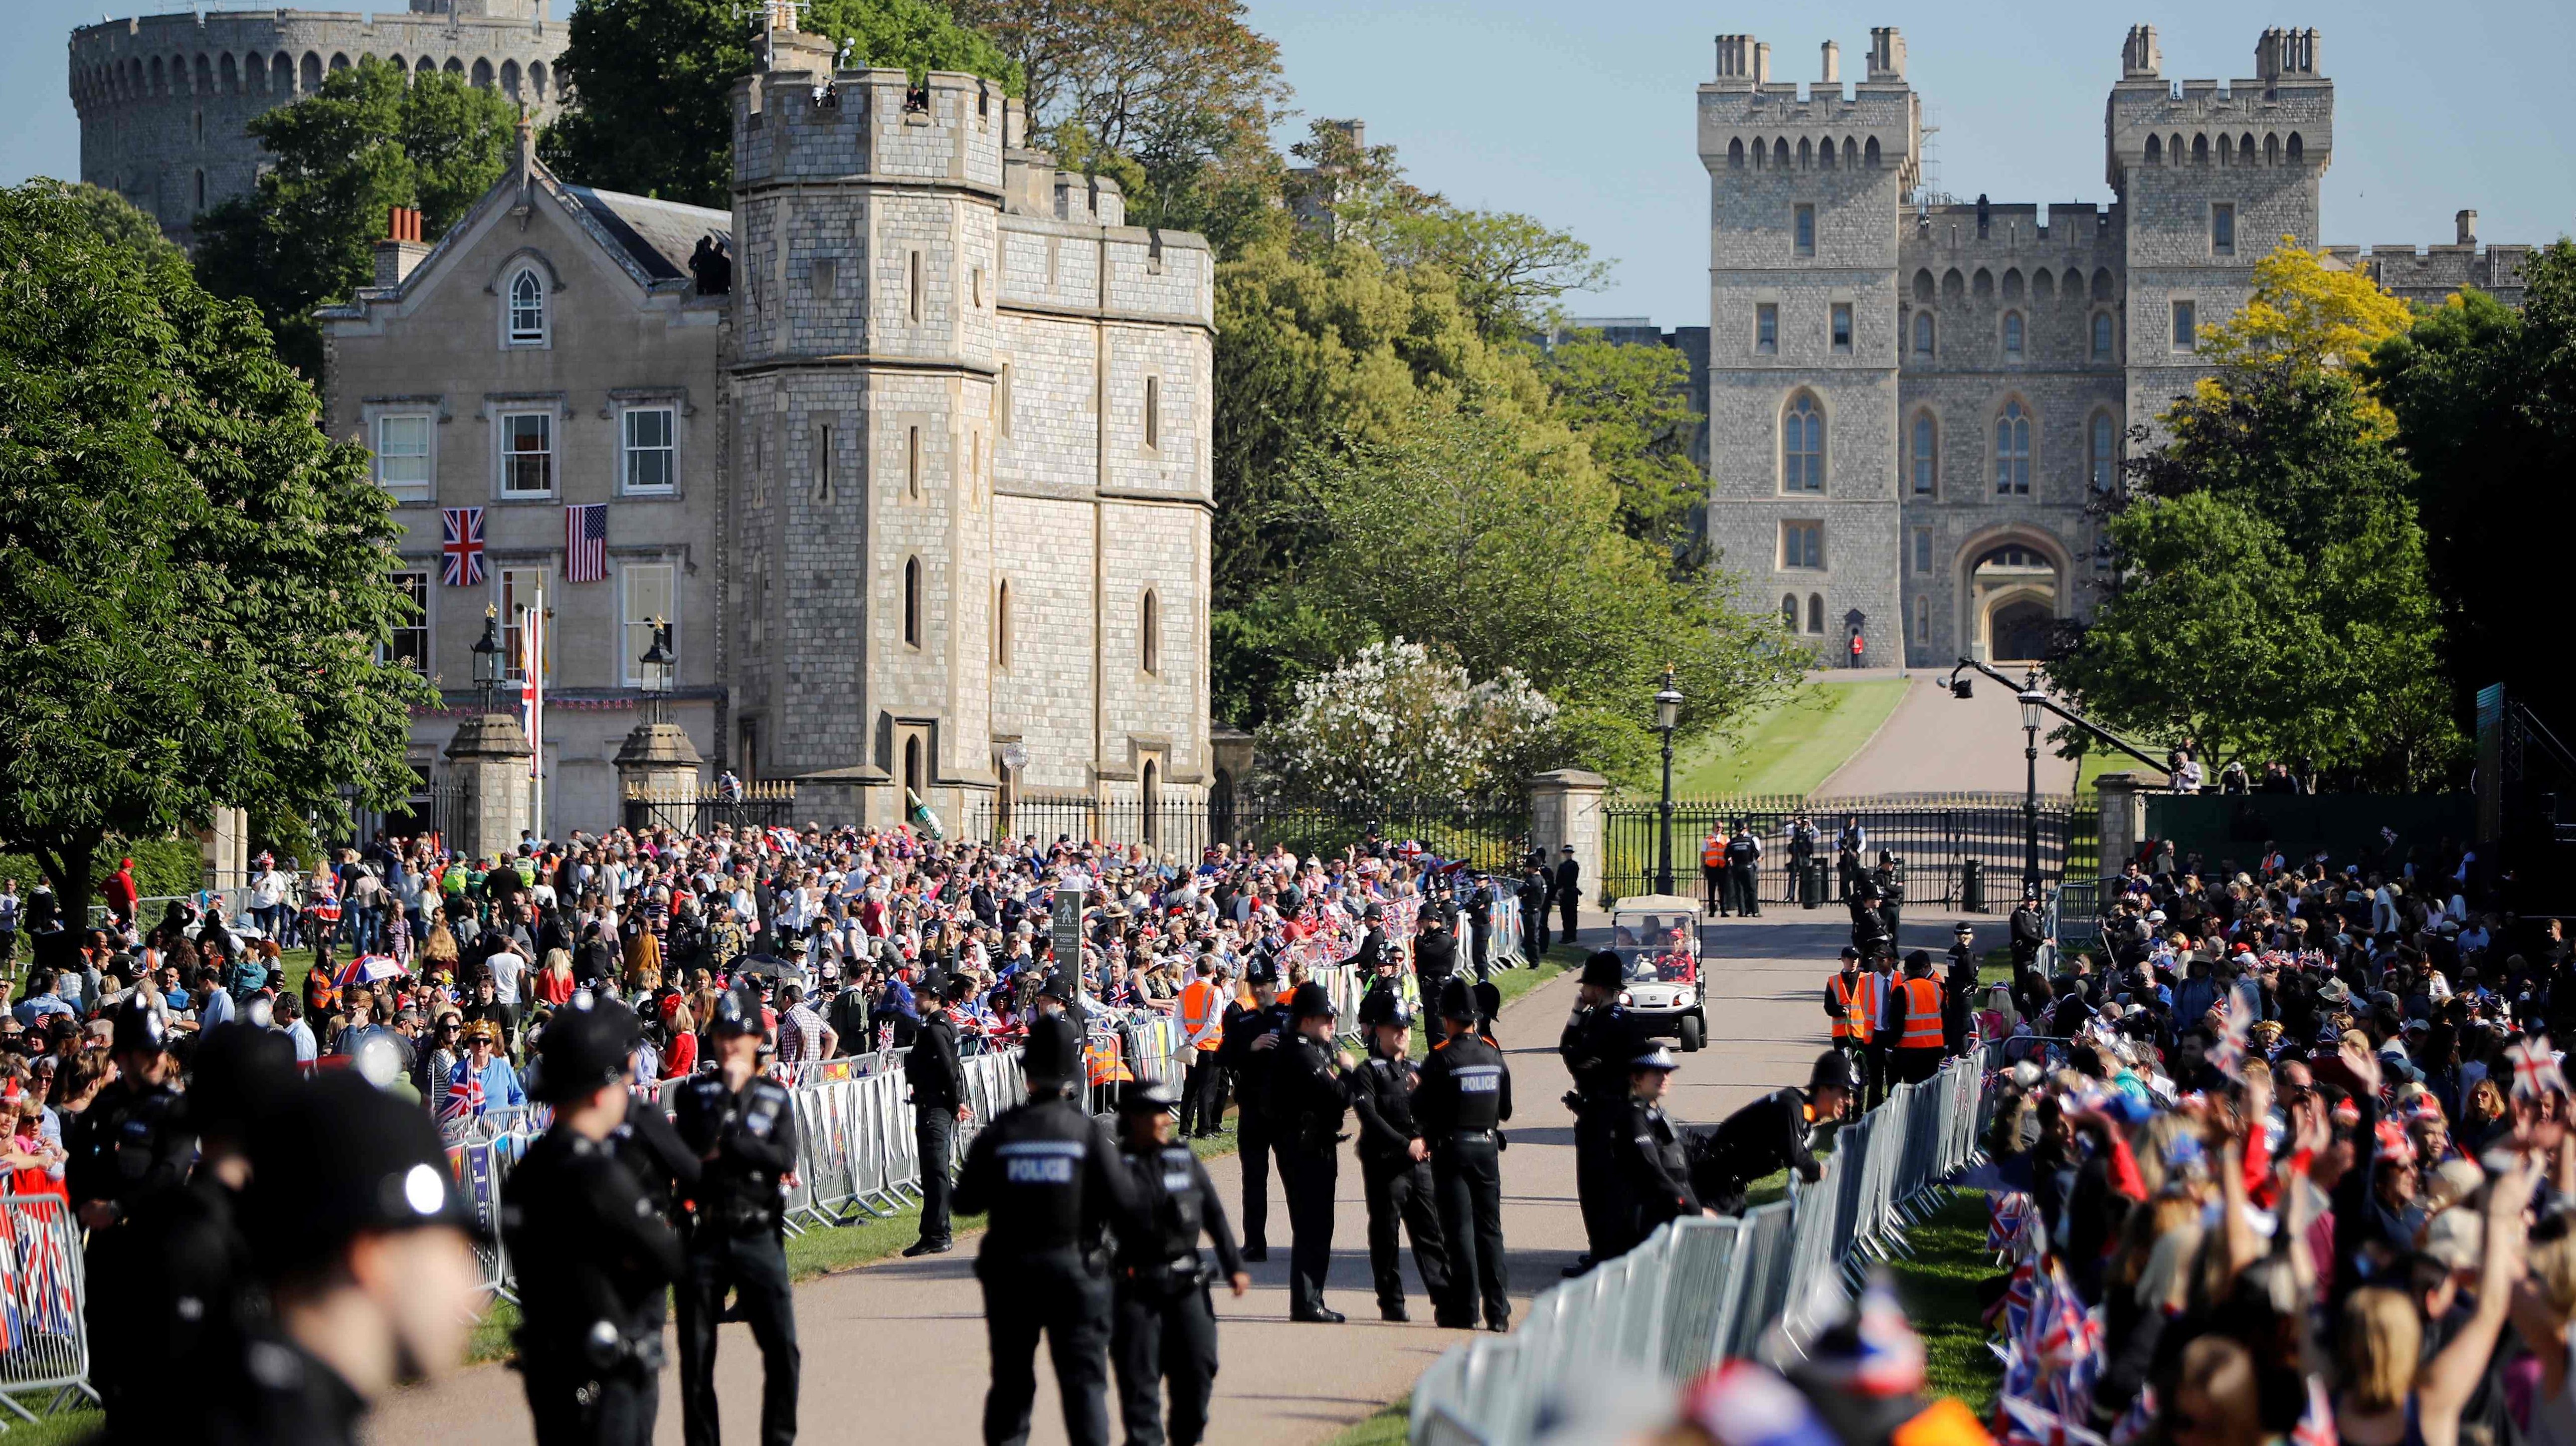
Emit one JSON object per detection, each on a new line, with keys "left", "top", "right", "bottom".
{"left": 2123, "top": 24, "right": 2161, "bottom": 79}
{"left": 1820, "top": 40, "right": 1840, "bottom": 83}
{"left": 374, "top": 205, "right": 429, "bottom": 288}
{"left": 1866, "top": 27, "right": 1906, "bottom": 81}
{"left": 2456, "top": 209, "right": 2479, "bottom": 246}
{"left": 1752, "top": 41, "right": 1771, "bottom": 85}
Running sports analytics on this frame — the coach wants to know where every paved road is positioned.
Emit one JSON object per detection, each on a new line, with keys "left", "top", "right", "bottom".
{"left": 368, "top": 909, "right": 1978, "bottom": 1446}
{"left": 1817, "top": 671, "right": 2080, "bottom": 798}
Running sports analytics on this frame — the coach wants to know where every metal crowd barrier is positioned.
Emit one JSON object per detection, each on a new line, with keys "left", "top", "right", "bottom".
{"left": 1410, "top": 1046, "right": 2001, "bottom": 1445}
{"left": 0, "top": 1195, "right": 97, "bottom": 1425}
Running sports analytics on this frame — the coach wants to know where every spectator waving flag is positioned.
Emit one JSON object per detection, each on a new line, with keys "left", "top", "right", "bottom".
{"left": 2509, "top": 1033, "right": 2566, "bottom": 1101}
{"left": 443, "top": 1068, "right": 486, "bottom": 1121}
{"left": 0, "top": 1209, "right": 20, "bottom": 1352}
{"left": 564, "top": 504, "right": 608, "bottom": 582}
{"left": 440, "top": 507, "right": 486, "bottom": 586}
{"left": 13, "top": 1206, "right": 76, "bottom": 1336}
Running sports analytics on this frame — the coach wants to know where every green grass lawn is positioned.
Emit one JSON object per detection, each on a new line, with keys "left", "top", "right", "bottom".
{"left": 1886, "top": 1192, "right": 2004, "bottom": 1416}
{"left": 1672, "top": 679, "right": 1908, "bottom": 798}
{"left": 1325, "top": 1395, "right": 1412, "bottom": 1446}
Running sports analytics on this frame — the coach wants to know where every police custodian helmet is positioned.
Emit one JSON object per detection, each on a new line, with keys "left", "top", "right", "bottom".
{"left": 1025, "top": 1014, "right": 1084, "bottom": 1089}
{"left": 1356, "top": 988, "right": 1410, "bottom": 1030}
{"left": 1581, "top": 949, "right": 1625, "bottom": 993}
{"left": 245, "top": 1072, "right": 482, "bottom": 1275}
{"left": 1438, "top": 975, "right": 1477, "bottom": 1022}
{"left": 527, "top": 1003, "right": 632, "bottom": 1104}
{"left": 1288, "top": 981, "right": 1336, "bottom": 1020}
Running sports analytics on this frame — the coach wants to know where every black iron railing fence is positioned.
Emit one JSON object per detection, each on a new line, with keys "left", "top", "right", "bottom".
{"left": 1602, "top": 792, "right": 2098, "bottom": 910}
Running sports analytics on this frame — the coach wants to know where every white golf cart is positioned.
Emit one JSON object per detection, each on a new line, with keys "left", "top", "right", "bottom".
{"left": 1607, "top": 894, "right": 1711, "bottom": 1052}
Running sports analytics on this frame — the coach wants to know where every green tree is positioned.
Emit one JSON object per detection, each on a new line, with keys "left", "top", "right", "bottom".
{"left": 2365, "top": 242, "right": 2576, "bottom": 722}
{"left": 193, "top": 58, "right": 516, "bottom": 376}
{"left": 1539, "top": 333, "right": 1704, "bottom": 565}
{"left": 544, "top": 0, "right": 1018, "bottom": 210}
{"left": 51, "top": 182, "right": 185, "bottom": 268}
{"left": 0, "top": 180, "right": 430, "bottom": 912}
{"left": 2050, "top": 365, "right": 2459, "bottom": 786}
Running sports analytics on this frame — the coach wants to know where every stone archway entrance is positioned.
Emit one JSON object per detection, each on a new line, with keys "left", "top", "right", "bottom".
{"left": 1990, "top": 598, "right": 2055, "bottom": 662}
{"left": 1966, "top": 541, "right": 2062, "bottom": 662}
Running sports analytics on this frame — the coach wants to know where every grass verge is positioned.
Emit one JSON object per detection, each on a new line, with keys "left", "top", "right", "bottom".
{"left": 1324, "top": 1395, "right": 1412, "bottom": 1446}
{"left": 0, "top": 1401, "right": 103, "bottom": 1446}
{"left": 1884, "top": 1191, "right": 2003, "bottom": 1416}
{"left": 1672, "top": 678, "right": 1909, "bottom": 797}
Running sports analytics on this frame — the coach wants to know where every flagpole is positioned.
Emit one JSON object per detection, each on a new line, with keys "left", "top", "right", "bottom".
{"left": 532, "top": 580, "right": 547, "bottom": 845}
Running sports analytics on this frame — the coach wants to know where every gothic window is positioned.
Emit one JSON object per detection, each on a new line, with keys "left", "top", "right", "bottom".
{"left": 506, "top": 268, "right": 546, "bottom": 345}
{"left": 1807, "top": 593, "right": 1825, "bottom": 634}
{"left": 1781, "top": 594, "right": 1799, "bottom": 630}
{"left": 2286, "top": 133, "right": 2303, "bottom": 164}
{"left": 1140, "top": 590, "right": 1160, "bottom": 675}
{"left": 1864, "top": 136, "right": 1880, "bottom": 168}
{"left": 1797, "top": 137, "right": 1812, "bottom": 169}
{"left": 2211, "top": 203, "right": 2235, "bottom": 256}
{"left": 2264, "top": 133, "right": 2280, "bottom": 165}
{"left": 2092, "top": 312, "right": 2114, "bottom": 360}
{"left": 1794, "top": 204, "right": 1815, "bottom": 257}
{"left": 1782, "top": 393, "right": 1824, "bottom": 493}
{"left": 1994, "top": 401, "right": 2031, "bottom": 495}
{"left": 1913, "top": 312, "right": 1935, "bottom": 357}
{"left": 1910, "top": 412, "right": 1937, "bottom": 495}
{"left": 1773, "top": 139, "right": 1789, "bottom": 169}
{"left": 994, "top": 579, "right": 1012, "bottom": 669}
{"left": 2003, "top": 311, "right": 2024, "bottom": 359}
{"left": 903, "top": 557, "right": 922, "bottom": 648}
{"left": 1782, "top": 522, "right": 1824, "bottom": 571}
{"left": 2090, "top": 413, "right": 2119, "bottom": 490}
{"left": 1912, "top": 269, "right": 1935, "bottom": 302}
{"left": 2192, "top": 133, "right": 2209, "bottom": 164}
{"left": 1728, "top": 138, "right": 1745, "bottom": 169}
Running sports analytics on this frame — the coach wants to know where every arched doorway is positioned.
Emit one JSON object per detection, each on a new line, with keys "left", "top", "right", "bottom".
{"left": 1962, "top": 538, "right": 2064, "bottom": 662}
{"left": 1990, "top": 599, "right": 2055, "bottom": 662}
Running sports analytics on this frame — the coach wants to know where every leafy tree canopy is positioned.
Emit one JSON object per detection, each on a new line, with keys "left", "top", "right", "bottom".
{"left": 194, "top": 57, "right": 516, "bottom": 376}
{"left": 0, "top": 181, "right": 431, "bottom": 910}
{"left": 543, "top": 0, "right": 1019, "bottom": 210}
{"left": 1538, "top": 333, "right": 1705, "bottom": 569}
{"left": 2196, "top": 237, "right": 2416, "bottom": 384}
{"left": 51, "top": 182, "right": 184, "bottom": 269}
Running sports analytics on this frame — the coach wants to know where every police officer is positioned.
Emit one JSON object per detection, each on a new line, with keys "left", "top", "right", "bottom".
{"left": 69, "top": 996, "right": 197, "bottom": 1428}
{"left": 673, "top": 986, "right": 802, "bottom": 1446}
{"left": 1212, "top": 957, "right": 1290, "bottom": 1261}
{"left": 1412, "top": 910, "right": 1459, "bottom": 1000}
{"left": 1417, "top": 977, "right": 1512, "bottom": 1331}
{"left": 604, "top": 1003, "right": 700, "bottom": 1446}
{"left": 1787, "top": 813, "right": 1821, "bottom": 909}
{"left": 953, "top": 1015, "right": 1143, "bottom": 1446}
{"left": 1875, "top": 851, "right": 1906, "bottom": 944}
{"left": 1688, "top": 1052, "right": 1852, "bottom": 1216}
{"left": 1267, "top": 980, "right": 1351, "bottom": 1322}
{"left": 2010, "top": 887, "right": 2047, "bottom": 972}
{"left": 1943, "top": 923, "right": 1982, "bottom": 1054}
{"left": 1824, "top": 947, "right": 1871, "bottom": 1083}
{"left": 1464, "top": 873, "right": 1496, "bottom": 981}
{"left": 1725, "top": 822, "right": 1764, "bottom": 918}
{"left": 1553, "top": 844, "right": 1582, "bottom": 943}
{"left": 506, "top": 1002, "right": 686, "bottom": 1446}
{"left": 1835, "top": 814, "right": 1868, "bottom": 901}
{"left": 1616, "top": 1047, "right": 1703, "bottom": 1248}
{"left": 1558, "top": 949, "right": 1638, "bottom": 1276}
{"left": 1109, "top": 1081, "right": 1249, "bottom": 1446}
{"left": 906, "top": 973, "right": 971, "bottom": 1257}
{"left": 1516, "top": 862, "right": 1549, "bottom": 963}
{"left": 1700, "top": 827, "right": 1727, "bottom": 917}
{"left": 167, "top": 1069, "right": 487, "bottom": 1446}
{"left": 1345, "top": 988, "right": 1455, "bottom": 1325}
{"left": 1348, "top": 902, "right": 1389, "bottom": 972}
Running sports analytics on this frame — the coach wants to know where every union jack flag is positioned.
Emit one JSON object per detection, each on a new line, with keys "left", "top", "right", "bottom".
{"left": 564, "top": 504, "right": 608, "bottom": 583}
{"left": 2510, "top": 1032, "right": 2567, "bottom": 1101}
{"left": 12, "top": 1205, "right": 76, "bottom": 1337}
{"left": 443, "top": 1067, "right": 486, "bottom": 1121}
{"left": 440, "top": 507, "right": 486, "bottom": 586}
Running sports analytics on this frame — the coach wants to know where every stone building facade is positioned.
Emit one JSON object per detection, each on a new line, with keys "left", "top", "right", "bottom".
{"left": 1695, "top": 25, "right": 2531, "bottom": 669}
{"left": 69, "top": 0, "right": 563, "bottom": 250}
{"left": 318, "top": 24, "right": 1215, "bottom": 840}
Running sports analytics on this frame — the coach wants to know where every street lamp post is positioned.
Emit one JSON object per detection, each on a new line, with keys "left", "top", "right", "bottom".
{"left": 471, "top": 605, "right": 504, "bottom": 714}
{"left": 2018, "top": 671, "right": 2047, "bottom": 899}
{"left": 1654, "top": 666, "right": 1683, "bottom": 896}
{"left": 638, "top": 617, "right": 674, "bottom": 725}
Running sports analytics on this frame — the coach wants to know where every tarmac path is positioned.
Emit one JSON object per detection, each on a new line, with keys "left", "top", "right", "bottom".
{"left": 367, "top": 907, "right": 1974, "bottom": 1446}
{"left": 1816, "top": 670, "right": 2081, "bottom": 799}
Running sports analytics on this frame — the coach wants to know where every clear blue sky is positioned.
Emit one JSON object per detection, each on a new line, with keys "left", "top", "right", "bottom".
{"left": 10, "top": 0, "right": 2570, "bottom": 323}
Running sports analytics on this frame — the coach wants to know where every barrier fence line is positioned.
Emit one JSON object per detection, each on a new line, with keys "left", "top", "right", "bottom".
{"left": 1409, "top": 1041, "right": 2019, "bottom": 1446}
{"left": 0, "top": 1195, "right": 96, "bottom": 1424}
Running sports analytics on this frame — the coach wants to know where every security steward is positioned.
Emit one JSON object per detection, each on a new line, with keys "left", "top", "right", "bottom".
{"left": 1725, "top": 822, "right": 1764, "bottom": 918}
{"left": 1416, "top": 976, "right": 1513, "bottom": 1331}
{"left": 1212, "top": 958, "right": 1291, "bottom": 1261}
{"left": 1267, "top": 980, "right": 1352, "bottom": 1322}
{"left": 69, "top": 996, "right": 198, "bottom": 1431}
{"left": 1345, "top": 988, "right": 1456, "bottom": 1326}
{"left": 906, "top": 974, "right": 971, "bottom": 1257}
{"left": 1700, "top": 828, "right": 1727, "bottom": 918}
{"left": 1558, "top": 949, "right": 1638, "bottom": 1275}
{"left": 1824, "top": 947, "right": 1871, "bottom": 1081}
{"left": 1859, "top": 950, "right": 1898, "bottom": 1109}
{"left": 1617, "top": 1047, "right": 1704, "bottom": 1249}
{"left": 1173, "top": 959, "right": 1228, "bottom": 1139}
{"left": 1686, "top": 1051, "right": 1852, "bottom": 1216}
{"left": 953, "top": 1014, "right": 1143, "bottom": 1446}
{"left": 606, "top": 1004, "right": 701, "bottom": 1446}
{"left": 1887, "top": 951, "right": 1948, "bottom": 1085}
{"left": 673, "top": 986, "right": 802, "bottom": 1446}
{"left": 172, "top": 1070, "right": 486, "bottom": 1446}
{"left": 1108, "top": 1081, "right": 1249, "bottom": 1446}
{"left": 505, "top": 1002, "right": 686, "bottom": 1446}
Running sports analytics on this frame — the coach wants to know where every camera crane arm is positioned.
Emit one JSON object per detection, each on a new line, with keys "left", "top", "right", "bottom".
{"left": 1941, "top": 658, "right": 2175, "bottom": 781}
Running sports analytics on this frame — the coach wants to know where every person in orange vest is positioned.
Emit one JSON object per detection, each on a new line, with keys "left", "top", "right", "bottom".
{"left": 1886, "top": 951, "right": 1948, "bottom": 1085}
{"left": 1854, "top": 948, "right": 1896, "bottom": 1110}
{"left": 1822, "top": 946, "right": 1870, "bottom": 1085}
{"left": 1699, "top": 829, "right": 1726, "bottom": 918}
{"left": 1174, "top": 957, "right": 1228, "bottom": 1138}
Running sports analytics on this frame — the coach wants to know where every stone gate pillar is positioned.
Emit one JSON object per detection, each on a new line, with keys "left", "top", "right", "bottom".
{"left": 445, "top": 714, "right": 534, "bottom": 863}
{"left": 1528, "top": 769, "right": 1609, "bottom": 910}
{"left": 615, "top": 721, "right": 706, "bottom": 824}
{"left": 2094, "top": 772, "right": 2144, "bottom": 880}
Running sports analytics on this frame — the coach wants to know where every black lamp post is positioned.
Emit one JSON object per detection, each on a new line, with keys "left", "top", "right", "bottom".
{"left": 638, "top": 617, "right": 674, "bottom": 725}
{"left": 471, "top": 604, "right": 503, "bottom": 714}
{"left": 2018, "top": 670, "right": 2047, "bottom": 898}
{"left": 1653, "top": 665, "right": 1683, "bottom": 896}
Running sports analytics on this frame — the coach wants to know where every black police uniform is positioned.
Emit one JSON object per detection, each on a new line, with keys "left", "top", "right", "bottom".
{"left": 1516, "top": 868, "right": 1549, "bottom": 961}
{"left": 953, "top": 1024, "right": 1144, "bottom": 1446}
{"left": 1110, "top": 1122, "right": 1246, "bottom": 1446}
{"left": 1414, "top": 924, "right": 1458, "bottom": 994}
{"left": 1553, "top": 852, "right": 1581, "bottom": 941}
{"left": 1415, "top": 985, "right": 1512, "bottom": 1330}
{"left": 610, "top": 1086, "right": 701, "bottom": 1446}
{"left": 505, "top": 1120, "right": 686, "bottom": 1446}
{"left": 1689, "top": 1085, "right": 1823, "bottom": 1216}
{"left": 1264, "top": 993, "right": 1348, "bottom": 1321}
{"left": 1211, "top": 982, "right": 1291, "bottom": 1258}
{"left": 68, "top": 1009, "right": 198, "bottom": 1429}
{"left": 910, "top": 1000, "right": 968, "bottom": 1251}
{"left": 1465, "top": 879, "right": 1495, "bottom": 981}
{"left": 1725, "top": 831, "right": 1762, "bottom": 916}
{"left": 1618, "top": 1080, "right": 1703, "bottom": 1247}
{"left": 672, "top": 1063, "right": 802, "bottom": 1446}
{"left": 1558, "top": 962, "right": 1639, "bottom": 1267}
{"left": 1344, "top": 1001, "right": 1454, "bottom": 1324}
{"left": 1876, "top": 858, "right": 1906, "bottom": 944}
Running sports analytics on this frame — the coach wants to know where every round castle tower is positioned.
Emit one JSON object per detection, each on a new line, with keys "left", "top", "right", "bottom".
{"left": 69, "top": 0, "right": 564, "bottom": 249}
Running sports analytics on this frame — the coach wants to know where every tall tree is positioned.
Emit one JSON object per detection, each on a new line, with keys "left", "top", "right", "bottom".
{"left": 51, "top": 182, "right": 184, "bottom": 269}
{"left": 1539, "top": 333, "right": 1705, "bottom": 567}
{"left": 2366, "top": 243, "right": 2576, "bottom": 723}
{"left": 543, "top": 0, "right": 1018, "bottom": 210}
{"left": 0, "top": 181, "right": 431, "bottom": 911}
{"left": 193, "top": 58, "right": 516, "bottom": 376}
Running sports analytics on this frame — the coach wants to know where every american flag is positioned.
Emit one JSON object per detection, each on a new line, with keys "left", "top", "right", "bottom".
{"left": 440, "top": 507, "right": 486, "bottom": 586}
{"left": 564, "top": 504, "right": 608, "bottom": 583}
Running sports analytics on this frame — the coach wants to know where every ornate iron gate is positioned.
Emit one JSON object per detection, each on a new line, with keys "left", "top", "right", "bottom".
{"left": 1602, "top": 792, "right": 2096, "bottom": 910}
{"left": 958, "top": 796, "right": 1533, "bottom": 870}
{"left": 622, "top": 780, "right": 800, "bottom": 836}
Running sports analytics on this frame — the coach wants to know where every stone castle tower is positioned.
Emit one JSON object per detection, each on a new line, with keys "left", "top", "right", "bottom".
{"left": 1696, "top": 24, "right": 2524, "bottom": 668}
{"left": 69, "top": 0, "right": 563, "bottom": 249}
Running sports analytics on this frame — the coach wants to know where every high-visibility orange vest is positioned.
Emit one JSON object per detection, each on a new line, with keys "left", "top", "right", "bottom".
{"left": 1899, "top": 977, "right": 1944, "bottom": 1049}
{"left": 1177, "top": 979, "right": 1223, "bottom": 1052}
{"left": 1829, "top": 972, "right": 1868, "bottom": 1042}
{"left": 1857, "top": 970, "right": 1889, "bottom": 1033}
{"left": 1702, "top": 836, "right": 1726, "bottom": 868}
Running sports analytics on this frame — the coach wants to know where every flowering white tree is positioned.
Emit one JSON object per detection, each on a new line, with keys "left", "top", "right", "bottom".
{"left": 1257, "top": 639, "right": 1562, "bottom": 802}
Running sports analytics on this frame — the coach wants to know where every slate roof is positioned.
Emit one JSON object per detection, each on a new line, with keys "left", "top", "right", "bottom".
{"left": 560, "top": 185, "right": 732, "bottom": 283}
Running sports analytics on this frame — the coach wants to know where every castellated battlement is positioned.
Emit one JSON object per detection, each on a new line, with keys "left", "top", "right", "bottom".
{"left": 1906, "top": 201, "right": 2125, "bottom": 259}
{"left": 732, "top": 57, "right": 1010, "bottom": 193}
{"left": 2104, "top": 24, "right": 2333, "bottom": 187}
{"left": 1697, "top": 29, "right": 1920, "bottom": 189}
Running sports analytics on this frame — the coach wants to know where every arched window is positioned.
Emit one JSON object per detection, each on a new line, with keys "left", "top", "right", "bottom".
{"left": 2286, "top": 133, "right": 2303, "bottom": 164}
{"left": 530, "top": 61, "right": 548, "bottom": 100}
{"left": 2089, "top": 413, "right": 2118, "bottom": 490}
{"left": 1913, "top": 313, "right": 1934, "bottom": 357}
{"left": 506, "top": 268, "right": 546, "bottom": 344}
{"left": 1772, "top": 138, "right": 1789, "bottom": 169}
{"left": 903, "top": 734, "right": 923, "bottom": 801}
{"left": 1818, "top": 136, "right": 1835, "bottom": 170}
{"left": 1912, "top": 269, "right": 1935, "bottom": 302}
{"left": 2264, "top": 133, "right": 2280, "bottom": 165}
{"left": 1797, "top": 137, "right": 1812, "bottom": 169}
{"left": 1841, "top": 137, "right": 1857, "bottom": 169}
{"left": 1782, "top": 393, "right": 1824, "bottom": 493}
{"left": 1910, "top": 412, "right": 1937, "bottom": 495}
{"left": 1807, "top": 593, "right": 1825, "bottom": 635}
{"left": 1727, "top": 138, "right": 1744, "bottom": 169}
{"left": 1864, "top": 136, "right": 1880, "bottom": 167}
{"left": 2091, "top": 312, "right": 2114, "bottom": 360}
{"left": 1994, "top": 402, "right": 2031, "bottom": 495}
{"left": 1781, "top": 594, "right": 1799, "bottom": 630}
{"left": 2003, "top": 311, "right": 2024, "bottom": 359}
{"left": 1139, "top": 590, "right": 1159, "bottom": 675}
{"left": 993, "top": 578, "right": 1012, "bottom": 669}
{"left": 902, "top": 557, "right": 922, "bottom": 647}
{"left": 1142, "top": 760, "right": 1161, "bottom": 841}
{"left": 471, "top": 57, "right": 494, "bottom": 88}
{"left": 2192, "top": 133, "right": 2209, "bottom": 165}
